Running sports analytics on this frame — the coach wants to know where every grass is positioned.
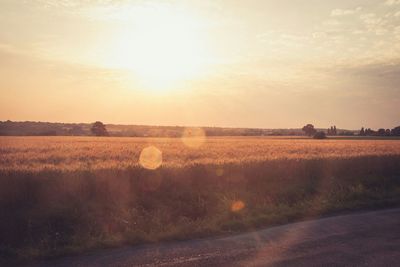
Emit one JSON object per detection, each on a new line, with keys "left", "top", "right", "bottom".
{"left": 0, "top": 136, "right": 400, "bottom": 261}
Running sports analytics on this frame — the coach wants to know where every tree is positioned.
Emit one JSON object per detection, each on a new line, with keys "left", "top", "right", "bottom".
{"left": 302, "top": 124, "right": 317, "bottom": 136}
{"left": 365, "top": 128, "right": 374, "bottom": 136}
{"left": 327, "top": 126, "right": 337, "bottom": 136}
{"left": 359, "top": 127, "right": 365, "bottom": 136}
{"left": 377, "top": 128, "right": 386, "bottom": 136}
{"left": 91, "top": 121, "right": 109, "bottom": 136}
{"left": 391, "top": 126, "right": 400, "bottom": 136}
{"left": 69, "top": 125, "right": 85, "bottom": 136}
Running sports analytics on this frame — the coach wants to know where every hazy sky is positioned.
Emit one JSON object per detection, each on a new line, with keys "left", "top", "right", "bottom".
{"left": 1, "top": 0, "right": 399, "bottom": 129}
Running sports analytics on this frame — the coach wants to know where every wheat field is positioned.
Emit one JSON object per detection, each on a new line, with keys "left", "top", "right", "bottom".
{"left": 1, "top": 136, "right": 400, "bottom": 171}
{"left": 1, "top": 136, "right": 400, "bottom": 260}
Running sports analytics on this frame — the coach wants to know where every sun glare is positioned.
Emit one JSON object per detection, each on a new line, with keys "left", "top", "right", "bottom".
{"left": 105, "top": 6, "right": 209, "bottom": 91}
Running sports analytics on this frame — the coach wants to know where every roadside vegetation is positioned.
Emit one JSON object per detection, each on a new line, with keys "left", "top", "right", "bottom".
{"left": 1, "top": 136, "right": 400, "bottom": 261}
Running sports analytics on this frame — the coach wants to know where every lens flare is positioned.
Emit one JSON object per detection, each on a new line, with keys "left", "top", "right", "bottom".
{"left": 139, "top": 146, "right": 162, "bottom": 170}
{"left": 231, "top": 200, "right": 245, "bottom": 212}
{"left": 181, "top": 127, "right": 206, "bottom": 148}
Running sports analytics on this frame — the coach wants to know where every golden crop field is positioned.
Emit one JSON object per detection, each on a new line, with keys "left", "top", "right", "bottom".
{"left": 1, "top": 136, "right": 400, "bottom": 260}
{"left": 1, "top": 136, "right": 400, "bottom": 171}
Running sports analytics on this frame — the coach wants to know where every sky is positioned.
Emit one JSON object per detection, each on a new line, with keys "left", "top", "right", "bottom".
{"left": 0, "top": 0, "right": 399, "bottom": 129}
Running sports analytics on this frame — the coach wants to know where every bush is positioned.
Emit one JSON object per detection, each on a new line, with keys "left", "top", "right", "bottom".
{"left": 313, "top": 131, "right": 327, "bottom": 139}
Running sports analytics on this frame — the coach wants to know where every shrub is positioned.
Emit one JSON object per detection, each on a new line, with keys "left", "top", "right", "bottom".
{"left": 313, "top": 131, "right": 327, "bottom": 139}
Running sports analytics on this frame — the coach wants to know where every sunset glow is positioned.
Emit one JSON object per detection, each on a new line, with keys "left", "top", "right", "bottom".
{"left": 1, "top": 0, "right": 399, "bottom": 128}
{"left": 102, "top": 5, "right": 209, "bottom": 90}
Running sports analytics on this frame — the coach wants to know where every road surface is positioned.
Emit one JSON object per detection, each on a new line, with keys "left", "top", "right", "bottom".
{"left": 30, "top": 208, "right": 400, "bottom": 266}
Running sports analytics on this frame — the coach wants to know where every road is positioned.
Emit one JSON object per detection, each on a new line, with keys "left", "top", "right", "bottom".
{"left": 30, "top": 208, "right": 400, "bottom": 267}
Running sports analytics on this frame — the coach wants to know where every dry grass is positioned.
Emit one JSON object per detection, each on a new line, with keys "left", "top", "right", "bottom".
{"left": 1, "top": 136, "right": 400, "bottom": 261}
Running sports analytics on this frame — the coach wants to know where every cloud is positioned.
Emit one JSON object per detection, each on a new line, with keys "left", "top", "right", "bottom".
{"left": 323, "top": 19, "right": 341, "bottom": 26}
{"left": 312, "top": 31, "right": 327, "bottom": 39}
{"left": 331, "top": 7, "right": 361, "bottom": 17}
{"left": 34, "top": 0, "right": 118, "bottom": 8}
{"left": 360, "top": 13, "right": 381, "bottom": 25}
{"left": 385, "top": 0, "right": 400, "bottom": 6}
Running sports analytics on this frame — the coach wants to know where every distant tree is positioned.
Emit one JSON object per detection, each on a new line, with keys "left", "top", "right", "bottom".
{"left": 392, "top": 126, "right": 400, "bottom": 136}
{"left": 385, "top": 129, "right": 391, "bottom": 136}
{"left": 377, "top": 128, "right": 386, "bottom": 136}
{"left": 302, "top": 124, "right": 317, "bottom": 136}
{"left": 69, "top": 125, "right": 85, "bottom": 136}
{"left": 365, "top": 128, "right": 374, "bottom": 136}
{"left": 327, "top": 126, "right": 337, "bottom": 136}
{"left": 91, "top": 121, "right": 109, "bottom": 136}
{"left": 313, "top": 131, "right": 327, "bottom": 139}
{"left": 359, "top": 127, "right": 365, "bottom": 136}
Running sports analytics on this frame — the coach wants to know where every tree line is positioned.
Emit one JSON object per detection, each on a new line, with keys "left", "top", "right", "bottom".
{"left": 359, "top": 126, "right": 400, "bottom": 136}
{"left": 302, "top": 124, "right": 400, "bottom": 139}
{"left": 1, "top": 120, "right": 399, "bottom": 137}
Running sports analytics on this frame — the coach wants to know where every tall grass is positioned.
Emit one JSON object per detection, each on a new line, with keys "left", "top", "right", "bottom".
{"left": 0, "top": 137, "right": 400, "bottom": 260}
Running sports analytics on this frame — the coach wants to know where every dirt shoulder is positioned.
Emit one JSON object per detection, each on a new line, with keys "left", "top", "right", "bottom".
{"left": 25, "top": 208, "right": 400, "bottom": 267}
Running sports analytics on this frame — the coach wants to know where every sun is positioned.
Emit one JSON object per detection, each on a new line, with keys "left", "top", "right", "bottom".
{"left": 105, "top": 6, "right": 209, "bottom": 91}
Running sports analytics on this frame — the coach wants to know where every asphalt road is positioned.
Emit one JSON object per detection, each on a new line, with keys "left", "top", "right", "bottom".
{"left": 30, "top": 208, "right": 400, "bottom": 267}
